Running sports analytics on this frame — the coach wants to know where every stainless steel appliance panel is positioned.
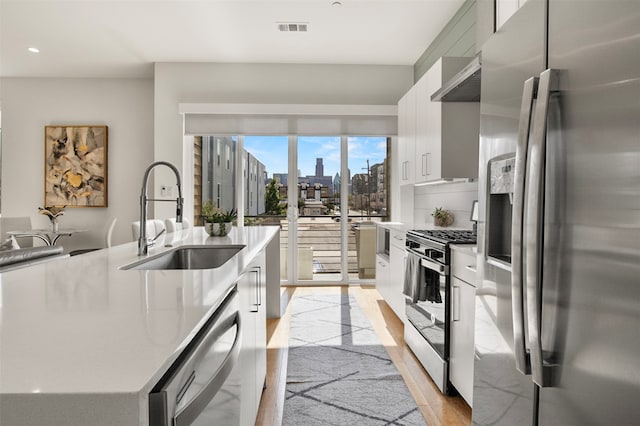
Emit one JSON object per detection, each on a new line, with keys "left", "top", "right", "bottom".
{"left": 405, "top": 229, "right": 476, "bottom": 396}
{"left": 536, "top": 1, "right": 640, "bottom": 424}
{"left": 473, "top": 0, "right": 545, "bottom": 424}
{"left": 149, "top": 289, "right": 242, "bottom": 426}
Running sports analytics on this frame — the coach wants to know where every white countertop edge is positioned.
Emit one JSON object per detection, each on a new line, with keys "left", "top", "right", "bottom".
{"left": 375, "top": 222, "right": 409, "bottom": 232}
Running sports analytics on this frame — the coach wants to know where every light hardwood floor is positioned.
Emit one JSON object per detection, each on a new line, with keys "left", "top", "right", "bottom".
{"left": 256, "top": 285, "right": 472, "bottom": 426}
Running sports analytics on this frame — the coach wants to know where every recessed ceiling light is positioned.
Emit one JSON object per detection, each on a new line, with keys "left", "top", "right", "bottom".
{"left": 28, "top": 47, "right": 40, "bottom": 53}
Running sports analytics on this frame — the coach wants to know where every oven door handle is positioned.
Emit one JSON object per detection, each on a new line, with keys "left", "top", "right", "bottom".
{"left": 420, "top": 257, "right": 448, "bottom": 275}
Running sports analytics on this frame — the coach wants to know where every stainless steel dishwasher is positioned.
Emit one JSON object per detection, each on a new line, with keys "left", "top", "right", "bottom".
{"left": 149, "top": 286, "right": 241, "bottom": 426}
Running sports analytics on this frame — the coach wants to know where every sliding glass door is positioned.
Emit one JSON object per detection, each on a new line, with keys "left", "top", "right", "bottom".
{"left": 347, "top": 136, "right": 390, "bottom": 281}
{"left": 243, "top": 135, "right": 346, "bottom": 284}
{"left": 295, "top": 136, "right": 343, "bottom": 283}
{"left": 197, "top": 134, "right": 389, "bottom": 285}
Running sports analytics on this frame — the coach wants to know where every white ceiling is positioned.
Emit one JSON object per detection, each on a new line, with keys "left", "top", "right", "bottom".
{"left": 0, "top": 0, "right": 465, "bottom": 78}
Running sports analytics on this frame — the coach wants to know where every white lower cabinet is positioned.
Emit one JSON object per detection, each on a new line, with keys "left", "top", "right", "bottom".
{"left": 239, "top": 251, "right": 267, "bottom": 426}
{"left": 449, "top": 248, "right": 476, "bottom": 406}
{"left": 388, "top": 244, "right": 407, "bottom": 322}
{"left": 376, "top": 228, "right": 407, "bottom": 323}
{"left": 375, "top": 253, "right": 391, "bottom": 304}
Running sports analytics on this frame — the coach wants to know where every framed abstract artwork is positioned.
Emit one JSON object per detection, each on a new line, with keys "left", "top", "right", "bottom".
{"left": 44, "top": 125, "right": 108, "bottom": 207}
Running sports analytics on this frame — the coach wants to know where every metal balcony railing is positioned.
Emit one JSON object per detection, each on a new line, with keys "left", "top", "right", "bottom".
{"left": 245, "top": 214, "right": 385, "bottom": 277}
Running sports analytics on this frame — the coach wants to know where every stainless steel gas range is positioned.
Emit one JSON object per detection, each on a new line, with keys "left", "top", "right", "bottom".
{"left": 403, "top": 229, "right": 476, "bottom": 395}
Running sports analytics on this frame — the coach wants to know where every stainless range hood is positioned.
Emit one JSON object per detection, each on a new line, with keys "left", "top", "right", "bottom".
{"left": 431, "top": 54, "right": 481, "bottom": 102}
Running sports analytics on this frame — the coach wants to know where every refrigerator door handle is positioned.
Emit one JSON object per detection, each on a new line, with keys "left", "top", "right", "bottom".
{"left": 525, "top": 69, "right": 559, "bottom": 387}
{"left": 511, "top": 76, "right": 538, "bottom": 376}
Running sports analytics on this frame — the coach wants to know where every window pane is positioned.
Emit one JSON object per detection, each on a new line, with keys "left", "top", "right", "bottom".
{"left": 243, "top": 136, "right": 288, "bottom": 220}
{"left": 297, "top": 136, "right": 341, "bottom": 281}
{"left": 194, "top": 136, "right": 237, "bottom": 226}
{"left": 348, "top": 136, "right": 389, "bottom": 280}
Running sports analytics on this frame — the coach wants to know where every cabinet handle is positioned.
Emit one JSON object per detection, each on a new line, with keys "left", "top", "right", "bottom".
{"left": 251, "top": 268, "right": 261, "bottom": 310}
{"left": 421, "top": 154, "right": 427, "bottom": 176}
{"left": 254, "top": 266, "right": 262, "bottom": 306}
{"left": 465, "top": 265, "right": 477, "bottom": 273}
{"left": 452, "top": 286, "right": 460, "bottom": 322}
{"left": 248, "top": 269, "right": 259, "bottom": 313}
{"left": 426, "top": 152, "right": 431, "bottom": 176}
{"left": 393, "top": 235, "right": 403, "bottom": 241}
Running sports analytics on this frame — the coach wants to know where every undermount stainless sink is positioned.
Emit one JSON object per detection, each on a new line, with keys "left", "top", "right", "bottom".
{"left": 121, "top": 245, "right": 245, "bottom": 270}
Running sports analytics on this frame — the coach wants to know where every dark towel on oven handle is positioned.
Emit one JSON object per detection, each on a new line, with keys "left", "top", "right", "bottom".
{"left": 424, "top": 268, "right": 442, "bottom": 303}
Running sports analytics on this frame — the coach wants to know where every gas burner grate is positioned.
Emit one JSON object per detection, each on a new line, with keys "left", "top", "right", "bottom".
{"left": 410, "top": 229, "right": 477, "bottom": 244}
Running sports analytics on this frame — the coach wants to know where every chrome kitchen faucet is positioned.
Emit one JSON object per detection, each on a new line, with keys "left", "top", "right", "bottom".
{"left": 138, "top": 161, "right": 183, "bottom": 256}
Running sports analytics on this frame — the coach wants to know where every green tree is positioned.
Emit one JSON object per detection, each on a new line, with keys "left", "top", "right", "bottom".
{"left": 265, "top": 179, "right": 282, "bottom": 215}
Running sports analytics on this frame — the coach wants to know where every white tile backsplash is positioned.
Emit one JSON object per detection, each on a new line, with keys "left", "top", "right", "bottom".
{"left": 414, "top": 181, "right": 478, "bottom": 229}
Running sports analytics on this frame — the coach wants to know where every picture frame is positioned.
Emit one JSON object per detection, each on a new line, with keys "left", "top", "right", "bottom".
{"left": 44, "top": 125, "right": 108, "bottom": 207}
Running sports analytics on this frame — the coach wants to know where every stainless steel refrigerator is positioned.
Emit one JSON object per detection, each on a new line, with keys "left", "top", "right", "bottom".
{"left": 473, "top": 0, "right": 640, "bottom": 425}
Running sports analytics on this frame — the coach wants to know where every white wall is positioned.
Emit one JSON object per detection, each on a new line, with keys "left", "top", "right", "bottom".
{"left": 1, "top": 78, "right": 154, "bottom": 250}
{"left": 413, "top": 181, "right": 478, "bottom": 229}
{"left": 0, "top": 64, "right": 412, "bottom": 251}
{"left": 153, "top": 62, "right": 414, "bottom": 219}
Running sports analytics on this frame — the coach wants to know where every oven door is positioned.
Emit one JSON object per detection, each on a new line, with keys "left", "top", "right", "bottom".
{"left": 405, "top": 256, "right": 448, "bottom": 358}
{"left": 404, "top": 251, "right": 451, "bottom": 393}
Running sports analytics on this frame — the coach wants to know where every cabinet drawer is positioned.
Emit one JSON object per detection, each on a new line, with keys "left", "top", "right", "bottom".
{"left": 451, "top": 248, "right": 477, "bottom": 285}
{"left": 390, "top": 229, "right": 406, "bottom": 249}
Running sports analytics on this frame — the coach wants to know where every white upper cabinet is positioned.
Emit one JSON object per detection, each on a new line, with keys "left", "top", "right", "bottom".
{"left": 413, "top": 74, "right": 430, "bottom": 183}
{"left": 398, "top": 87, "right": 416, "bottom": 186}
{"left": 414, "top": 57, "right": 480, "bottom": 184}
{"left": 496, "top": 0, "right": 529, "bottom": 30}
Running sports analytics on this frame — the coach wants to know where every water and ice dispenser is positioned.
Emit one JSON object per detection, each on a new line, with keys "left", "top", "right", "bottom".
{"left": 487, "top": 155, "right": 515, "bottom": 266}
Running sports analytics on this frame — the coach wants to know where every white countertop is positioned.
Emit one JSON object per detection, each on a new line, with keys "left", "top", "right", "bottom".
{"left": 375, "top": 221, "right": 408, "bottom": 232}
{"left": 0, "top": 226, "right": 278, "bottom": 398}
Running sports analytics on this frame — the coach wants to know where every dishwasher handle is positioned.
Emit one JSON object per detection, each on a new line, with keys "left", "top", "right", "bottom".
{"left": 174, "top": 311, "right": 241, "bottom": 426}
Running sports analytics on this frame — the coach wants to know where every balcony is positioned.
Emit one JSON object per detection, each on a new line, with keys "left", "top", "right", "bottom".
{"left": 250, "top": 214, "right": 384, "bottom": 281}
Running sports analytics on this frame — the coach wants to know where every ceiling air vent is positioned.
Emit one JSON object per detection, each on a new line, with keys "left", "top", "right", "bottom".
{"left": 277, "top": 22, "right": 308, "bottom": 32}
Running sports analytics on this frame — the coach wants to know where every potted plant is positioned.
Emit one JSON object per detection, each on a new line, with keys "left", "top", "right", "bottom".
{"left": 432, "top": 207, "right": 454, "bottom": 227}
{"left": 38, "top": 205, "right": 66, "bottom": 232}
{"left": 202, "top": 201, "right": 237, "bottom": 236}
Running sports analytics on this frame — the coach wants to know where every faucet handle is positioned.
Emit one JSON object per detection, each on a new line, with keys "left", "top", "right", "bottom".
{"left": 152, "top": 228, "right": 166, "bottom": 242}
{"left": 147, "top": 229, "right": 166, "bottom": 247}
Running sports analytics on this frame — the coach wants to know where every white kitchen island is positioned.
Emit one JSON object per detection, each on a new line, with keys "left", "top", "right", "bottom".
{"left": 0, "top": 225, "right": 280, "bottom": 426}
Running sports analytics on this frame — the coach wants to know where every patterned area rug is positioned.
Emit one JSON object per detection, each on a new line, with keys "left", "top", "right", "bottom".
{"left": 283, "top": 293, "right": 426, "bottom": 425}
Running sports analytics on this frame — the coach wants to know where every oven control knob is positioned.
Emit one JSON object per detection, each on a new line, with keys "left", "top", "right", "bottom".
{"left": 406, "top": 241, "right": 419, "bottom": 250}
{"left": 426, "top": 249, "right": 442, "bottom": 259}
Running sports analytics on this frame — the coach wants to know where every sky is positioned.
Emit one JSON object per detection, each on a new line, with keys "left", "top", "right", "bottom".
{"left": 243, "top": 136, "right": 387, "bottom": 180}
